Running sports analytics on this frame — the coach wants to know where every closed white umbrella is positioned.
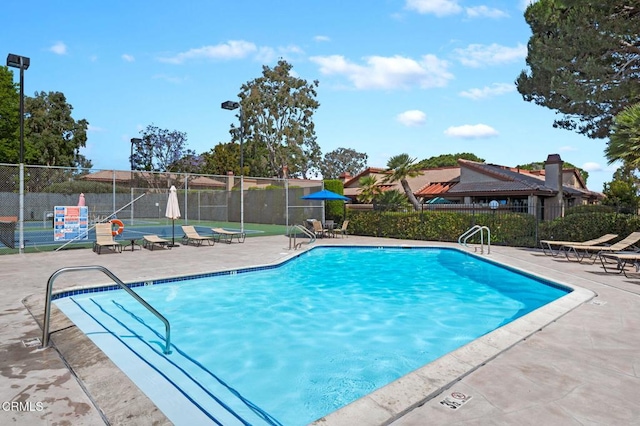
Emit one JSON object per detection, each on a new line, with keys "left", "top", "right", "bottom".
{"left": 165, "top": 185, "right": 181, "bottom": 247}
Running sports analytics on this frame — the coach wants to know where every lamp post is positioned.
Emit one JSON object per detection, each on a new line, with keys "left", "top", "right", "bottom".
{"left": 130, "top": 138, "right": 141, "bottom": 224}
{"left": 221, "top": 100, "right": 244, "bottom": 233}
{"left": 7, "top": 53, "right": 30, "bottom": 254}
{"left": 130, "top": 138, "right": 141, "bottom": 171}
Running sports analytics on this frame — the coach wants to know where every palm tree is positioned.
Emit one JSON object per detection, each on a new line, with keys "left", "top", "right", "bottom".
{"left": 605, "top": 103, "right": 640, "bottom": 168}
{"left": 374, "top": 189, "right": 411, "bottom": 212}
{"left": 383, "top": 153, "right": 422, "bottom": 211}
{"left": 357, "top": 175, "right": 382, "bottom": 203}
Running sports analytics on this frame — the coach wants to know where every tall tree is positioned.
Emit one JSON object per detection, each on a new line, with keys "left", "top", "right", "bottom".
{"left": 237, "top": 60, "right": 320, "bottom": 178}
{"left": 604, "top": 103, "right": 640, "bottom": 168}
{"left": 602, "top": 165, "right": 640, "bottom": 212}
{"left": 0, "top": 66, "right": 19, "bottom": 163}
{"left": 417, "top": 152, "right": 484, "bottom": 168}
{"left": 516, "top": 160, "right": 589, "bottom": 184}
{"left": 516, "top": 1, "right": 640, "bottom": 139}
{"left": 200, "top": 143, "right": 242, "bottom": 175}
{"left": 383, "top": 153, "right": 422, "bottom": 211}
{"left": 24, "top": 91, "right": 89, "bottom": 167}
{"left": 131, "top": 124, "right": 194, "bottom": 172}
{"left": 320, "top": 147, "right": 368, "bottom": 179}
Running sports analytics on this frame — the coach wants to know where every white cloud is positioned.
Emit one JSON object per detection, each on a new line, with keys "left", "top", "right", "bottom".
{"left": 405, "top": 0, "right": 462, "bottom": 17}
{"left": 397, "top": 110, "right": 427, "bottom": 127}
{"left": 444, "top": 124, "right": 498, "bottom": 138}
{"left": 581, "top": 162, "right": 603, "bottom": 172}
{"left": 454, "top": 43, "right": 527, "bottom": 68}
{"left": 310, "top": 54, "right": 453, "bottom": 90}
{"left": 87, "top": 124, "right": 106, "bottom": 133}
{"left": 459, "top": 83, "right": 514, "bottom": 100}
{"left": 122, "top": 54, "right": 135, "bottom": 62}
{"left": 255, "top": 44, "right": 304, "bottom": 63}
{"left": 314, "top": 35, "right": 331, "bottom": 42}
{"left": 558, "top": 146, "right": 577, "bottom": 152}
{"left": 49, "top": 41, "right": 68, "bottom": 55}
{"left": 157, "top": 40, "right": 257, "bottom": 64}
{"left": 466, "top": 6, "right": 508, "bottom": 19}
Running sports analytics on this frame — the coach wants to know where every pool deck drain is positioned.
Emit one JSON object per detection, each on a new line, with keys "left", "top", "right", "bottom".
{"left": 2, "top": 235, "right": 640, "bottom": 425}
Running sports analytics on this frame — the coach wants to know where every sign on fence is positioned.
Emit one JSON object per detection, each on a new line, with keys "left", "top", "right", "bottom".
{"left": 54, "top": 206, "right": 89, "bottom": 241}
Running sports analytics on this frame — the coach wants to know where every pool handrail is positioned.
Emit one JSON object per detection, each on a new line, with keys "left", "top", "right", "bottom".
{"left": 42, "top": 265, "right": 172, "bottom": 355}
{"left": 458, "top": 225, "right": 491, "bottom": 254}
{"left": 289, "top": 224, "right": 316, "bottom": 249}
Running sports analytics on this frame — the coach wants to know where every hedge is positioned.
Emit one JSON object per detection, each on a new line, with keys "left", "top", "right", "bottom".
{"left": 347, "top": 209, "right": 640, "bottom": 248}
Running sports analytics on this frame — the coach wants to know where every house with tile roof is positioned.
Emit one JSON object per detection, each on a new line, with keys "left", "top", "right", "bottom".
{"left": 446, "top": 154, "right": 602, "bottom": 219}
{"left": 342, "top": 166, "right": 460, "bottom": 200}
{"left": 341, "top": 154, "right": 602, "bottom": 220}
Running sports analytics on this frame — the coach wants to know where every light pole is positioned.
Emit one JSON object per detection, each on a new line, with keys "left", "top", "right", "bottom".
{"left": 130, "top": 138, "right": 141, "bottom": 173}
{"left": 7, "top": 53, "right": 30, "bottom": 254}
{"left": 130, "top": 138, "right": 141, "bottom": 224}
{"left": 221, "top": 100, "right": 244, "bottom": 233}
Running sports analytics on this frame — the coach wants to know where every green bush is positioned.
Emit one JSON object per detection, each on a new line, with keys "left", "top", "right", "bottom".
{"left": 348, "top": 210, "right": 537, "bottom": 246}
{"left": 565, "top": 204, "right": 615, "bottom": 215}
{"left": 324, "top": 179, "right": 345, "bottom": 223}
{"left": 347, "top": 209, "right": 640, "bottom": 248}
{"left": 538, "top": 212, "right": 640, "bottom": 243}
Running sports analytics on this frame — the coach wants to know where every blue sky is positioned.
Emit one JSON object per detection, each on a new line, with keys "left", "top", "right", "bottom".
{"left": 3, "top": 0, "right": 616, "bottom": 191}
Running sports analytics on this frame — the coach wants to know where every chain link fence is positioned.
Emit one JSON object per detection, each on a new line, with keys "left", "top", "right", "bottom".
{"left": 0, "top": 164, "right": 324, "bottom": 253}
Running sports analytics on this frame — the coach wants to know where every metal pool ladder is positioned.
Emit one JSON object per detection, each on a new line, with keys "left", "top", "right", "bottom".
{"left": 459, "top": 225, "right": 491, "bottom": 254}
{"left": 288, "top": 224, "right": 316, "bottom": 250}
{"left": 42, "top": 265, "right": 172, "bottom": 355}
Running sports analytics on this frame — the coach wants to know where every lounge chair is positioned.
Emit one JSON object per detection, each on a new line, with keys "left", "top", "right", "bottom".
{"left": 142, "top": 235, "right": 171, "bottom": 250}
{"left": 599, "top": 252, "right": 640, "bottom": 277}
{"left": 310, "top": 220, "right": 330, "bottom": 238}
{"left": 93, "top": 223, "right": 123, "bottom": 254}
{"left": 539, "top": 233, "right": 618, "bottom": 257}
{"left": 181, "top": 225, "right": 215, "bottom": 246}
{"left": 211, "top": 228, "right": 246, "bottom": 244}
{"left": 332, "top": 220, "right": 349, "bottom": 238}
{"left": 562, "top": 231, "right": 640, "bottom": 263}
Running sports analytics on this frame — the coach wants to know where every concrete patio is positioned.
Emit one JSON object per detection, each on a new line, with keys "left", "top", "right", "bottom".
{"left": 1, "top": 235, "right": 639, "bottom": 425}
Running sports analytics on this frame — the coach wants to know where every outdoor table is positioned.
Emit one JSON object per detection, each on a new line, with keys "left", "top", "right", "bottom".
{"left": 123, "top": 238, "right": 141, "bottom": 252}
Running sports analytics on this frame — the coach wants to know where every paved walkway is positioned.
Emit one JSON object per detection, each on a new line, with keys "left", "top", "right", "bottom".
{"left": 0, "top": 235, "right": 639, "bottom": 425}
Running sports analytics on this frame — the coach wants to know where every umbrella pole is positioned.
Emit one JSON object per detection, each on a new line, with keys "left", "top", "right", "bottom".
{"left": 169, "top": 219, "right": 180, "bottom": 247}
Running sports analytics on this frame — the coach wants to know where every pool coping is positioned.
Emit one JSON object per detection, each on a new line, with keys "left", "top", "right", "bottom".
{"left": 29, "top": 244, "right": 596, "bottom": 425}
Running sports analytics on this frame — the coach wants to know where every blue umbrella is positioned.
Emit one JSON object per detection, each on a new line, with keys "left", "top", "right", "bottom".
{"left": 301, "top": 189, "right": 349, "bottom": 201}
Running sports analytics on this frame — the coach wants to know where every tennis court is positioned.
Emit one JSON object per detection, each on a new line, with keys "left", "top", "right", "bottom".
{"left": 0, "top": 219, "right": 288, "bottom": 253}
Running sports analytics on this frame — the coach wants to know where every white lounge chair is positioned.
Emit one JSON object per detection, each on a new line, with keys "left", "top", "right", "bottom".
{"left": 211, "top": 228, "right": 246, "bottom": 244}
{"left": 93, "top": 223, "right": 123, "bottom": 254}
{"left": 181, "top": 226, "right": 215, "bottom": 246}
{"left": 142, "top": 234, "right": 171, "bottom": 250}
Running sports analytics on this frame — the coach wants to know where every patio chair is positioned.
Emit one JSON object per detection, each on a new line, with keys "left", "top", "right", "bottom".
{"left": 539, "top": 233, "right": 618, "bottom": 257}
{"left": 93, "top": 223, "right": 123, "bottom": 254}
{"left": 142, "top": 234, "right": 171, "bottom": 251}
{"left": 333, "top": 220, "right": 349, "bottom": 238}
{"left": 310, "top": 220, "right": 330, "bottom": 238}
{"left": 562, "top": 231, "right": 640, "bottom": 263}
{"left": 181, "top": 225, "right": 215, "bottom": 246}
{"left": 211, "top": 228, "right": 246, "bottom": 244}
{"left": 598, "top": 252, "right": 640, "bottom": 277}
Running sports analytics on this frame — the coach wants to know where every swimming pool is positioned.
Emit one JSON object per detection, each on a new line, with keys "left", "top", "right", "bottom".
{"left": 53, "top": 246, "right": 572, "bottom": 425}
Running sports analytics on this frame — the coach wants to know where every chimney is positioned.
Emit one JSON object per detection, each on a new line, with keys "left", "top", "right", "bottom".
{"left": 226, "top": 171, "right": 234, "bottom": 192}
{"left": 339, "top": 172, "right": 352, "bottom": 184}
{"left": 544, "top": 154, "right": 564, "bottom": 219}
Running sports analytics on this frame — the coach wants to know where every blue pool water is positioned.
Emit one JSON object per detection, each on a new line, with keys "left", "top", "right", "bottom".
{"left": 54, "top": 246, "right": 570, "bottom": 425}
